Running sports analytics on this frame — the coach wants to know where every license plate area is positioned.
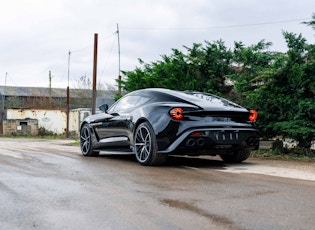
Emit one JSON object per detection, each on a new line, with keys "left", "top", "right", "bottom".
{"left": 210, "top": 130, "right": 245, "bottom": 144}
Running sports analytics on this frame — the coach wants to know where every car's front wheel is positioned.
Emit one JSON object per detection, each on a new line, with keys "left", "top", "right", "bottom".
{"left": 219, "top": 149, "right": 251, "bottom": 163}
{"left": 80, "top": 124, "right": 99, "bottom": 157}
{"left": 134, "top": 122, "right": 167, "bottom": 166}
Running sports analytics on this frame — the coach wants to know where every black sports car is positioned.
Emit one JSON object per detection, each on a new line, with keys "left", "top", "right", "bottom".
{"left": 80, "top": 88, "right": 259, "bottom": 166}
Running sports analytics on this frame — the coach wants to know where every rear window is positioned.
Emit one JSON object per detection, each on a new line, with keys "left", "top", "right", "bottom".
{"left": 184, "top": 92, "right": 242, "bottom": 108}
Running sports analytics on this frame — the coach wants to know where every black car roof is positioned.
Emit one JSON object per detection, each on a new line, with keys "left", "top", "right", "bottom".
{"left": 132, "top": 88, "right": 246, "bottom": 111}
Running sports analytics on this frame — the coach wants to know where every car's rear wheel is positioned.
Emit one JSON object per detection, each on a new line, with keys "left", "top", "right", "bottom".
{"left": 134, "top": 122, "right": 167, "bottom": 166}
{"left": 80, "top": 124, "right": 99, "bottom": 157}
{"left": 219, "top": 149, "right": 251, "bottom": 163}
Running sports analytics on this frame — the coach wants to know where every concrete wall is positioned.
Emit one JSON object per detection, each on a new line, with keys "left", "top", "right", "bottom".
{"left": 69, "top": 109, "right": 91, "bottom": 134}
{"left": 2, "top": 119, "right": 38, "bottom": 136}
{"left": 7, "top": 109, "right": 66, "bottom": 134}
{"left": 5, "top": 108, "right": 91, "bottom": 135}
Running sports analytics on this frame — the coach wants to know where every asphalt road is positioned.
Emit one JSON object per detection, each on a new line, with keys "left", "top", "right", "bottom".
{"left": 0, "top": 138, "right": 314, "bottom": 230}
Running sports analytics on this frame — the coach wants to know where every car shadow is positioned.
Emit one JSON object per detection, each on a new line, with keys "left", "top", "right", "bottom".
{"left": 96, "top": 152, "right": 254, "bottom": 169}
{"left": 98, "top": 152, "right": 135, "bottom": 162}
{"left": 165, "top": 156, "right": 226, "bottom": 169}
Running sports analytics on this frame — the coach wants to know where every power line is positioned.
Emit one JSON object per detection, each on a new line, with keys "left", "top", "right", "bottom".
{"left": 4, "top": 72, "right": 18, "bottom": 87}
{"left": 68, "top": 32, "right": 117, "bottom": 83}
{"left": 101, "top": 33, "right": 117, "bottom": 76}
{"left": 121, "top": 18, "right": 312, "bottom": 31}
{"left": 71, "top": 32, "right": 117, "bottom": 53}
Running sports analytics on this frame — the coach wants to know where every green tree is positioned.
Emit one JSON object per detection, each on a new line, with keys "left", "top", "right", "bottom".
{"left": 244, "top": 32, "right": 315, "bottom": 148}
{"left": 302, "top": 13, "right": 315, "bottom": 30}
{"left": 275, "top": 32, "right": 315, "bottom": 148}
{"left": 120, "top": 25, "right": 315, "bottom": 149}
{"left": 121, "top": 49, "right": 192, "bottom": 91}
{"left": 121, "top": 40, "right": 234, "bottom": 96}
{"left": 229, "top": 40, "right": 278, "bottom": 107}
{"left": 185, "top": 40, "right": 234, "bottom": 95}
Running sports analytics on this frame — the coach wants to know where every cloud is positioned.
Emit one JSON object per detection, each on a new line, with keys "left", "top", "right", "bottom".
{"left": 0, "top": 0, "right": 314, "bottom": 89}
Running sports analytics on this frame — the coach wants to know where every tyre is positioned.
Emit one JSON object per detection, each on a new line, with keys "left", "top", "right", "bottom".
{"left": 134, "top": 122, "right": 167, "bottom": 166}
{"left": 80, "top": 124, "right": 99, "bottom": 157}
{"left": 220, "top": 149, "right": 251, "bottom": 163}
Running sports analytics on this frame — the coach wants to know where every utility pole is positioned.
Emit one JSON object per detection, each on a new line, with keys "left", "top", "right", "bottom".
{"left": 49, "top": 70, "right": 52, "bottom": 107}
{"left": 1, "top": 72, "right": 7, "bottom": 121}
{"left": 66, "top": 50, "right": 71, "bottom": 138}
{"left": 92, "top": 33, "right": 98, "bottom": 114}
{"left": 117, "top": 23, "right": 122, "bottom": 95}
{"left": 5, "top": 72, "right": 7, "bottom": 96}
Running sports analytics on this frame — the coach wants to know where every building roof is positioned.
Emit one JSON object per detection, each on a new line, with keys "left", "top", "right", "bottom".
{"left": 0, "top": 85, "right": 115, "bottom": 99}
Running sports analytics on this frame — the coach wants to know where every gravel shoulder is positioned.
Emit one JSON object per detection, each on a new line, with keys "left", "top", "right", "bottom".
{"left": 248, "top": 156, "right": 315, "bottom": 174}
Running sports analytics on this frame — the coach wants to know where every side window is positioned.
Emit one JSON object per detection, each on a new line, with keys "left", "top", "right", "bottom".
{"left": 137, "top": 96, "right": 151, "bottom": 106}
{"left": 108, "top": 95, "right": 152, "bottom": 113}
{"left": 109, "top": 95, "right": 140, "bottom": 112}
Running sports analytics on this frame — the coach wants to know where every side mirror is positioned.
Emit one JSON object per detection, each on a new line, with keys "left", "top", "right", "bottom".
{"left": 99, "top": 104, "right": 108, "bottom": 113}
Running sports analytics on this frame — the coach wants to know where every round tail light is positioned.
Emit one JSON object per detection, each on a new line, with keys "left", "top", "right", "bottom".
{"left": 170, "top": 108, "right": 184, "bottom": 120}
{"left": 249, "top": 110, "right": 258, "bottom": 122}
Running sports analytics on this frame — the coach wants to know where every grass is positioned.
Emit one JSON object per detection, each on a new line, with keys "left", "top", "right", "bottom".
{"left": 251, "top": 149, "right": 315, "bottom": 162}
{"left": 0, "top": 134, "right": 81, "bottom": 147}
{"left": 0, "top": 134, "right": 78, "bottom": 140}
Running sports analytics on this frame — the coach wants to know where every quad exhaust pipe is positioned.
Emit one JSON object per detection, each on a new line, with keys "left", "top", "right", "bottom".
{"left": 186, "top": 136, "right": 259, "bottom": 148}
{"left": 196, "top": 138, "right": 205, "bottom": 147}
{"left": 186, "top": 138, "right": 196, "bottom": 147}
{"left": 185, "top": 138, "right": 205, "bottom": 147}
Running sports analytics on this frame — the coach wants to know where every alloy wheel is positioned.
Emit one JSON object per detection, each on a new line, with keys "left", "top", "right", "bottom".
{"left": 80, "top": 125, "right": 92, "bottom": 156}
{"left": 135, "top": 125, "right": 152, "bottom": 163}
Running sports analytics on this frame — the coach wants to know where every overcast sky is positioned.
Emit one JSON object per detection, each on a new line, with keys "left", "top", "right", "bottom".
{"left": 1, "top": 0, "right": 315, "bottom": 89}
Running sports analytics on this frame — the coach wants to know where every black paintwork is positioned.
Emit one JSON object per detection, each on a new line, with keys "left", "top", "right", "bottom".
{"left": 80, "top": 88, "right": 259, "bottom": 155}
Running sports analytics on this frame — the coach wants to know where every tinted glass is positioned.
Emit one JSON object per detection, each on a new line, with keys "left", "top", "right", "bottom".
{"left": 109, "top": 95, "right": 151, "bottom": 113}
{"left": 111, "top": 95, "right": 140, "bottom": 112}
{"left": 136, "top": 96, "right": 151, "bottom": 106}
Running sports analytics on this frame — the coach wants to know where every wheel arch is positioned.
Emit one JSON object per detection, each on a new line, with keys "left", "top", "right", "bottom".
{"left": 80, "top": 121, "right": 88, "bottom": 130}
{"left": 80, "top": 122, "right": 100, "bottom": 157}
{"left": 80, "top": 121, "right": 100, "bottom": 142}
{"left": 133, "top": 120, "right": 168, "bottom": 166}
{"left": 130, "top": 117, "right": 156, "bottom": 147}
{"left": 133, "top": 118, "right": 150, "bottom": 137}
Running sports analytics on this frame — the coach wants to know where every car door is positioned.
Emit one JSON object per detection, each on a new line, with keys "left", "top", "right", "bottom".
{"left": 94, "top": 95, "right": 140, "bottom": 145}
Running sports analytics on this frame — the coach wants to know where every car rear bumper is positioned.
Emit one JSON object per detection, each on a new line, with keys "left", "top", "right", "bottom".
{"left": 158, "top": 127, "right": 259, "bottom": 154}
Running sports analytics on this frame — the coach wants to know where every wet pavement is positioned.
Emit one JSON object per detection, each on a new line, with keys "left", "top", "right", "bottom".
{"left": 1, "top": 138, "right": 314, "bottom": 230}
